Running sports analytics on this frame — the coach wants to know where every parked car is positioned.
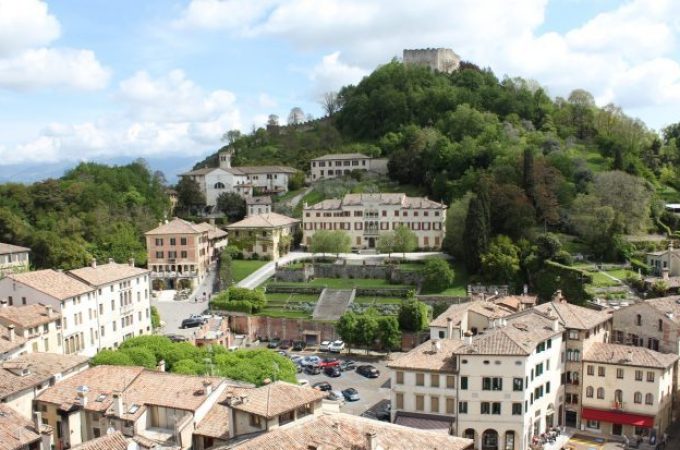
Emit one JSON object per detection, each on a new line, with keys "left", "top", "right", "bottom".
{"left": 298, "top": 379, "right": 310, "bottom": 387}
{"left": 340, "top": 360, "right": 356, "bottom": 371}
{"left": 327, "top": 390, "right": 345, "bottom": 403}
{"left": 267, "top": 338, "right": 281, "bottom": 349}
{"left": 313, "top": 381, "right": 332, "bottom": 392}
{"left": 329, "top": 340, "right": 345, "bottom": 353}
{"left": 292, "top": 340, "right": 307, "bottom": 351}
{"left": 301, "top": 356, "right": 322, "bottom": 367}
{"left": 276, "top": 350, "right": 288, "bottom": 357}
{"left": 342, "top": 388, "right": 360, "bottom": 401}
{"left": 375, "top": 402, "right": 391, "bottom": 421}
{"left": 165, "top": 334, "right": 188, "bottom": 342}
{"left": 319, "top": 358, "right": 340, "bottom": 368}
{"left": 324, "top": 366, "right": 341, "bottom": 377}
{"left": 290, "top": 355, "right": 303, "bottom": 364}
{"left": 356, "top": 365, "right": 380, "bottom": 378}
{"left": 279, "top": 339, "right": 292, "bottom": 350}
{"left": 319, "top": 340, "right": 331, "bottom": 351}
{"left": 180, "top": 317, "right": 203, "bottom": 329}
{"left": 305, "top": 365, "right": 321, "bottom": 375}
{"left": 295, "top": 364, "right": 303, "bottom": 373}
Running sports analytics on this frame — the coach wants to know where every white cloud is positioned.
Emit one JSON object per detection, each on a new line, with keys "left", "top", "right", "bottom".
{"left": 0, "top": 0, "right": 109, "bottom": 91}
{"left": 177, "top": 0, "right": 680, "bottom": 127}
{"left": 258, "top": 92, "right": 278, "bottom": 109}
{"left": 173, "top": 0, "right": 278, "bottom": 31}
{"left": 0, "top": 70, "right": 242, "bottom": 165}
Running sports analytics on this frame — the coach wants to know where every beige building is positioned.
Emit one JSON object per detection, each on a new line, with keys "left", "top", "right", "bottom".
{"left": 36, "top": 365, "right": 230, "bottom": 450}
{"left": 580, "top": 343, "right": 676, "bottom": 440}
{"left": 0, "top": 321, "right": 27, "bottom": 360}
{"left": 429, "top": 300, "right": 514, "bottom": 340}
{"left": 309, "top": 153, "right": 388, "bottom": 181}
{"left": 146, "top": 218, "right": 227, "bottom": 289}
{"left": 70, "top": 431, "right": 129, "bottom": 450}
{"left": 0, "top": 304, "right": 62, "bottom": 357}
{"left": 223, "top": 412, "right": 473, "bottom": 450}
{"left": 0, "top": 403, "right": 51, "bottom": 450}
{"left": 611, "top": 296, "right": 680, "bottom": 354}
{"left": 245, "top": 196, "right": 272, "bottom": 217}
{"left": 303, "top": 193, "right": 446, "bottom": 250}
{"left": 227, "top": 213, "right": 299, "bottom": 260}
{"left": 646, "top": 243, "right": 680, "bottom": 277}
{"left": 0, "top": 352, "right": 88, "bottom": 419}
{"left": 534, "top": 295, "right": 612, "bottom": 429}
{"left": 0, "top": 243, "right": 30, "bottom": 277}
{"left": 389, "top": 309, "right": 565, "bottom": 450}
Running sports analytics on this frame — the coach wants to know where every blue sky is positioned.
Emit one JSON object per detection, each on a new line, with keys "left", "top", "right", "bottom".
{"left": 1, "top": 0, "right": 680, "bottom": 181}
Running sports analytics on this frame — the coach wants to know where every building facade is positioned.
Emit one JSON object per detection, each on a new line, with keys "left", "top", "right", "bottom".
{"left": 226, "top": 213, "right": 299, "bottom": 261}
{"left": 245, "top": 196, "right": 272, "bottom": 217}
{"left": 580, "top": 343, "right": 676, "bottom": 440}
{"left": 0, "top": 304, "right": 62, "bottom": 357}
{"left": 302, "top": 193, "right": 446, "bottom": 250}
{"left": 145, "top": 218, "right": 226, "bottom": 289}
{"left": 309, "top": 153, "right": 388, "bottom": 181}
{"left": 0, "top": 243, "right": 30, "bottom": 277}
{"left": 180, "top": 151, "right": 297, "bottom": 210}
{"left": 403, "top": 48, "right": 461, "bottom": 73}
{"left": 646, "top": 243, "right": 680, "bottom": 277}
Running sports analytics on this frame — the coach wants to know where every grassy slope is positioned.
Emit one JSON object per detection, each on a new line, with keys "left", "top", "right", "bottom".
{"left": 232, "top": 260, "right": 268, "bottom": 282}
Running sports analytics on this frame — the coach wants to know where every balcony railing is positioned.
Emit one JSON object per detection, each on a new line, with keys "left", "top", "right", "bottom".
{"left": 363, "top": 228, "right": 380, "bottom": 236}
{"left": 150, "top": 271, "right": 198, "bottom": 279}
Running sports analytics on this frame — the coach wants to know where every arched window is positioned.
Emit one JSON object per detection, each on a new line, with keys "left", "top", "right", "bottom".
{"left": 645, "top": 394, "right": 653, "bottom": 405}
{"left": 214, "top": 182, "right": 225, "bottom": 189}
{"left": 504, "top": 431, "right": 515, "bottom": 450}
{"left": 464, "top": 429, "right": 475, "bottom": 440}
{"left": 597, "top": 387, "right": 605, "bottom": 399}
{"left": 634, "top": 392, "right": 642, "bottom": 404}
{"left": 614, "top": 390, "right": 622, "bottom": 402}
{"left": 636, "top": 314, "right": 642, "bottom": 326}
{"left": 482, "top": 429, "right": 499, "bottom": 450}
{"left": 586, "top": 386, "right": 594, "bottom": 398}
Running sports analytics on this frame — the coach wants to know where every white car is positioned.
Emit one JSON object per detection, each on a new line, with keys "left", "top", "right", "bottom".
{"left": 319, "top": 340, "right": 331, "bottom": 352}
{"left": 301, "top": 355, "right": 321, "bottom": 367}
{"left": 329, "top": 340, "right": 345, "bottom": 353}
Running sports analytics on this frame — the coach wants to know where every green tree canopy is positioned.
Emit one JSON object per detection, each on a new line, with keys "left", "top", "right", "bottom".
{"left": 216, "top": 192, "right": 246, "bottom": 222}
{"left": 421, "top": 258, "right": 455, "bottom": 293}
{"left": 398, "top": 299, "right": 430, "bottom": 332}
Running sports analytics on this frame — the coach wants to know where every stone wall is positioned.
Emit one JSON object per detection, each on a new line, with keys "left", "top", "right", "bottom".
{"left": 274, "top": 263, "right": 423, "bottom": 286}
{"left": 403, "top": 48, "right": 461, "bottom": 73}
{"left": 416, "top": 295, "right": 470, "bottom": 306}
{"left": 230, "top": 315, "right": 339, "bottom": 343}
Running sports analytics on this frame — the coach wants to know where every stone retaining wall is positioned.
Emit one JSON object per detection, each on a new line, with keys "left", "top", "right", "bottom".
{"left": 274, "top": 263, "right": 423, "bottom": 285}
{"left": 230, "top": 315, "right": 339, "bottom": 343}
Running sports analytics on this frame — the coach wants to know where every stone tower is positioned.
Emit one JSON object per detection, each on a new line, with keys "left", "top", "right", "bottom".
{"left": 218, "top": 150, "right": 233, "bottom": 169}
{"left": 403, "top": 48, "right": 461, "bottom": 74}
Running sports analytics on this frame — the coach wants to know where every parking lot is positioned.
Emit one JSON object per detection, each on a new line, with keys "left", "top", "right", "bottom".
{"left": 284, "top": 349, "right": 392, "bottom": 418}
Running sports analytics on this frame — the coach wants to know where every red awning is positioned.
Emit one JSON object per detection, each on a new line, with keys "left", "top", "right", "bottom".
{"left": 581, "top": 408, "right": 654, "bottom": 427}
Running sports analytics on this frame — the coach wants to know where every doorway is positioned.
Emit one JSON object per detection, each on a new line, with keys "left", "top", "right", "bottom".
{"left": 368, "top": 237, "right": 375, "bottom": 248}
{"left": 612, "top": 423, "right": 622, "bottom": 436}
{"left": 565, "top": 411, "right": 577, "bottom": 428}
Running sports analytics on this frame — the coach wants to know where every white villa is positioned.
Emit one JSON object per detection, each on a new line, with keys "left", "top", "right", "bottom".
{"left": 309, "top": 153, "right": 388, "bottom": 181}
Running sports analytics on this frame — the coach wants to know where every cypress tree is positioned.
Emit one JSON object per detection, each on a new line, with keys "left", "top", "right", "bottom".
{"left": 463, "top": 195, "right": 489, "bottom": 274}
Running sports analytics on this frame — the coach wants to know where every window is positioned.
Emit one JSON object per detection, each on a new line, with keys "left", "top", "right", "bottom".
{"left": 645, "top": 393, "right": 653, "bottom": 405}
{"left": 547, "top": 338, "right": 552, "bottom": 349}
{"left": 249, "top": 414, "right": 262, "bottom": 428}
{"left": 568, "top": 330, "right": 579, "bottom": 340}
{"left": 634, "top": 392, "right": 642, "bottom": 404}
{"left": 636, "top": 314, "right": 642, "bottom": 326}
{"left": 180, "top": 237, "right": 187, "bottom": 245}
{"left": 647, "top": 371, "right": 655, "bottom": 382}
{"left": 458, "top": 400, "right": 467, "bottom": 414}
{"left": 513, "top": 378, "right": 523, "bottom": 391}
{"left": 586, "top": 386, "right": 594, "bottom": 398}
{"left": 635, "top": 370, "right": 643, "bottom": 381}
{"left": 587, "top": 365, "right": 594, "bottom": 376}
{"left": 431, "top": 396, "right": 439, "bottom": 413}
{"left": 614, "top": 389, "right": 623, "bottom": 402}
{"left": 416, "top": 373, "right": 424, "bottom": 386}
{"left": 155, "top": 238, "right": 163, "bottom": 246}
{"left": 431, "top": 374, "right": 439, "bottom": 388}
{"left": 169, "top": 238, "right": 176, "bottom": 245}
{"left": 659, "top": 319, "right": 663, "bottom": 332}
{"left": 648, "top": 338, "right": 659, "bottom": 351}
{"left": 482, "top": 377, "right": 502, "bottom": 391}
{"left": 481, "top": 402, "right": 490, "bottom": 414}
{"left": 446, "top": 398, "right": 455, "bottom": 413}
{"left": 617, "top": 368, "right": 624, "bottom": 379}
{"left": 597, "top": 387, "right": 605, "bottom": 399}
{"left": 598, "top": 366, "right": 605, "bottom": 377}
{"left": 396, "top": 371, "right": 404, "bottom": 385}
{"left": 415, "top": 395, "right": 424, "bottom": 411}
{"left": 535, "top": 363, "right": 544, "bottom": 376}
{"left": 492, "top": 402, "right": 501, "bottom": 415}
{"left": 446, "top": 376, "right": 455, "bottom": 389}
{"left": 512, "top": 403, "right": 522, "bottom": 415}
{"left": 460, "top": 376, "right": 468, "bottom": 390}
{"left": 586, "top": 420, "right": 600, "bottom": 429}
{"left": 546, "top": 382, "right": 551, "bottom": 393}
{"left": 396, "top": 393, "right": 404, "bottom": 409}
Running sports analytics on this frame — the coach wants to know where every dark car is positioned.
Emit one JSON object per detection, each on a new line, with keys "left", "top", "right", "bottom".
{"left": 180, "top": 317, "right": 203, "bottom": 329}
{"left": 267, "top": 338, "right": 281, "bottom": 349}
{"left": 356, "top": 365, "right": 380, "bottom": 378}
{"left": 165, "top": 334, "right": 188, "bottom": 343}
{"left": 279, "top": 339, "right": 292, "bottom": 350}
{"left": 342, "top": 388, "right": 360, "bottom": 401}
{"left": 375, "top": 402, "right": 391, "bottom": 421}
{"left": 292, "top": 340, "right": 307, "bottom": 351}
{"left": 340, "top": 360, "right": 356, "bottom": 371}
{"left": 324, "top": 366, "right": 341, "bottom": 377}
{"left": 319, "top": 358, "right": 340, "bottom": 368}
{"left": 313, "top": 381, "right": 332, "bottom": 392}
{"left": 305, "top": 365, "right": 321, "bottom": 375}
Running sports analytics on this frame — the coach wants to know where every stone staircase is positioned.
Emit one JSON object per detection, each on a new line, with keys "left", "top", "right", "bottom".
{"left": 313, "top": 288, "right": 355, "bottom": 320}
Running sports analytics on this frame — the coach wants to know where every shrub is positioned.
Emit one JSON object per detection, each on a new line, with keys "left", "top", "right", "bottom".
{"left": 121, "top": 347, "right": 157, "bottom": 369}
{"left": 212, "top": 300, "right": 253, "bottom": 314}
{"left": 229, "top": 287, "right": 267, "bottom": 311}
{"left": 172, "top": 358, "right": 204, "bottom": 375}
{"left": 629, "top": 258, "right": 650, "bottom": 275}
{"left": 91, "top": 350, "right": 134, "bottom": 366}
{"left": 118, "top": 335, "right": 173, "bottom": 362}
{"left": 421, "top": 258, "right": 454, "bottom": 293}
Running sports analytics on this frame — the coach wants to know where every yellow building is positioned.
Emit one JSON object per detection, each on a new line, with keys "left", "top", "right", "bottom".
{"left": 226, "top": 213, "right": 299, "bottom": 261}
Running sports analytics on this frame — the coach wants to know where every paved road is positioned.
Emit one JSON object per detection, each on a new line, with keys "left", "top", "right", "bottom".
{"left": 152, "top": 267, "right": 217, "bottom": 337}
{"left": 237, "top": 251, "right": 448, "bottom": 289}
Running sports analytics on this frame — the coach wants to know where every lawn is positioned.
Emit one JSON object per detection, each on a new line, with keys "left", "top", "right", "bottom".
{"left": 232, "top": 260, "right": 268, "bottom": 283}
{"left": 274, "top": 187, "right": 306, "bottom": 204}
{"left": 588, "top": 271, "right": 620, "bottom": 288}
{"left": 354, "top": 296, "right": 404, "bottom": 305}
{"left": 604, "top": 268, "right": 638, "bottom": 281}
{"left": 268, "top": 277, "right": 413, "bottom": 289}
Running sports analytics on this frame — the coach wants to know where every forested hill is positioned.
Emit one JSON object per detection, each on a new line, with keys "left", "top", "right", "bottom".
{"left": 0, "top": 161, "right": 169, "bottom": 269}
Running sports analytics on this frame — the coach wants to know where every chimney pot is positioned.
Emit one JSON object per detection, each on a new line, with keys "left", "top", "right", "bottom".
{"left": 33, "top": 411, "right": 42, "bottom": 433}
{"left": 447, "top": 317, "right": 454, "bottom": 339}
{"left": 156, "top": 359, "right": 166, "bottom": 372}
{"left": 91, "top": 259, "right": 97, "bottom": 268}
{"left": 366, "top": 431, "right": 378, "bottom": 450}
{"left": 7, "top": 324, "right": 15, "bottom": 342}
{"left": 0, "top": 299, "right": 7, "bottom": 308}
{"left": 108, "top": 258, "right": 114, "bottom": 264}
{"left": 128, "top": 258, "right": 135, "bottom": 267}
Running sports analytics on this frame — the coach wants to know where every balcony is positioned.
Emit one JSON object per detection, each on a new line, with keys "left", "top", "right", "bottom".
{"left": 611, "top": 401, "right": 625, "bottom": 410}
{"left": 150, "top": 271, "right": 198, "bottom": 279}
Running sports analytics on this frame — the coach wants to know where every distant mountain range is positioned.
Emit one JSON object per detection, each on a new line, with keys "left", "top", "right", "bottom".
{"left": 0, "top": 155, "right": 202, "bottom": 185}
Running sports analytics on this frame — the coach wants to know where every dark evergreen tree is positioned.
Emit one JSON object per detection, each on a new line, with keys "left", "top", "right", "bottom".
{"left": 463, "top": 195, "right": 489, "bottom": 274}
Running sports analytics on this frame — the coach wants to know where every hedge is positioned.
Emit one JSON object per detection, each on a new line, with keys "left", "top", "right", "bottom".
{"left": 629, "top": 258, "right": 651, "bottom": 275}
{"left": 211, "top": 299, "right": 253, "bottom": 314}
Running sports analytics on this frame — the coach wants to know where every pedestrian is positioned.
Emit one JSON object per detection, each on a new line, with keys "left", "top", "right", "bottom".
{"left": 195, "top": 297, "right": 198, "bottom": 303}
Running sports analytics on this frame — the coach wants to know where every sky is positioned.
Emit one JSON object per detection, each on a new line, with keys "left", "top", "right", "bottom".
{"left": 1, "top": 0, "right": 680, "bottom": 181}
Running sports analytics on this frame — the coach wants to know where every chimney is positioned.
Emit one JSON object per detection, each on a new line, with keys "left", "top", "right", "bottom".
{"left": 112, "top": 393, "right": 123, "bottom": 417}
{"left": 45, "top": 305, "right": 53, "bottom": 316}
{"left": 91, "top": 259, "right": 97, "bottom": 268}
{"left": 33, "top": 411, "right": 41, "bottom": 432}
{"left": 431, "top": 340, "right": 441, "bottom": 353}
{"left": 662, "top": 268, "right": 669, "bottom": 280}
{"left": 0, "top": 299, "right": 7, "bottom": 308}
{"left": 128, "top": 258, "right": 135, "bottom": 267}
{"left": 203, "top": 379, "right": 213, "bottom": 395}
{"left": 7, "top": 324, "right": 15, "bottom": 342}
{"left": 108, "top": 258, "right": 114, "bottom": 264}
{"left": 552, "top": 317, "right": 560, "bottom": 332}
{"left": 366, "top": 431, "right": 378, "bottom": 450}
{"left": 626, "top": 350, "right": 634, "bottom": 362}
{"left": 464, "top": 331, "right": 473, "bottom": 345}
{"left": 77, "top": 390, "right": 87, "bottom": 407}
{"left": 156, "top": 359, "right": 166, "bottom": 372}
{"left": 447, "top": 317, "right": 454, "bottom": 339}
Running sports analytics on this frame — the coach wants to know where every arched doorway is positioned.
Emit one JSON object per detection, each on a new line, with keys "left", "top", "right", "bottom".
{"left": 463, "top": 428, "right": 476, "bottom": 441}
{"left": 504, "top": 431, "right": 515, "bottom": 450}
{"left": 482, "top": 429, "right": 499, "bottom": 450}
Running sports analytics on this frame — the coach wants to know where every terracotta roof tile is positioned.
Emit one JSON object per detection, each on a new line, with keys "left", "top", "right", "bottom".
{"left": 644, "top": 296, "right": 680, "bottom": 324}
{"left": 534, "top": 300, "right": 611, "bottom": 330}
{"left": 0, "top": 353, "right": 88, "bottom": 400}
{"left": 245, "top": 196, "right": 272, "bottom": 205}
{"left": 311, "top": 153, "right": 371, "bottom": 161}
{"left": 226, "top": 213, "right": 299, "bottom": 229}
{"left": 145, "top": 218, "right": 205, "bottom": 235}
{"left": 304, "top": 193, "right": 446, "bottom": 210}
{"left": 0, "top": 324, "right": 25, "bottom": 355}
{"left": 0, "top": 404, "right": 41, "bottom": 450}
{"left": 430, "top": 301, "right": 514, "bottom": 328}
{"left": 584, "top": 342, "right": 678, "bottom": 368}
{"left": 193, "top": 222, "right": 228, "bottom": 240}
{"left": 227, "top": 412, "right": 473, "bottom": 450}
{"left": 71, "top": 431, "right": 128, "bottom": 450}
{"left": 0, "top": 243, "right": 30, "bottom": 255}
{"left": 389, "top": 339, "right": 465, "bottom": 372}
{"left": 194, "top": 391, "right": 231, "bottom": 440}
{"left": 7, "top": 270, "right": 93, "bottom": 300}
{"left": 229, "top": 381, "right": 326, "bottom": 419}
{"left": 69, "top": 262, "right": 148, "bottom": 287}
{"left": 0, "top": 304, "right": 60, "bottom": 328}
